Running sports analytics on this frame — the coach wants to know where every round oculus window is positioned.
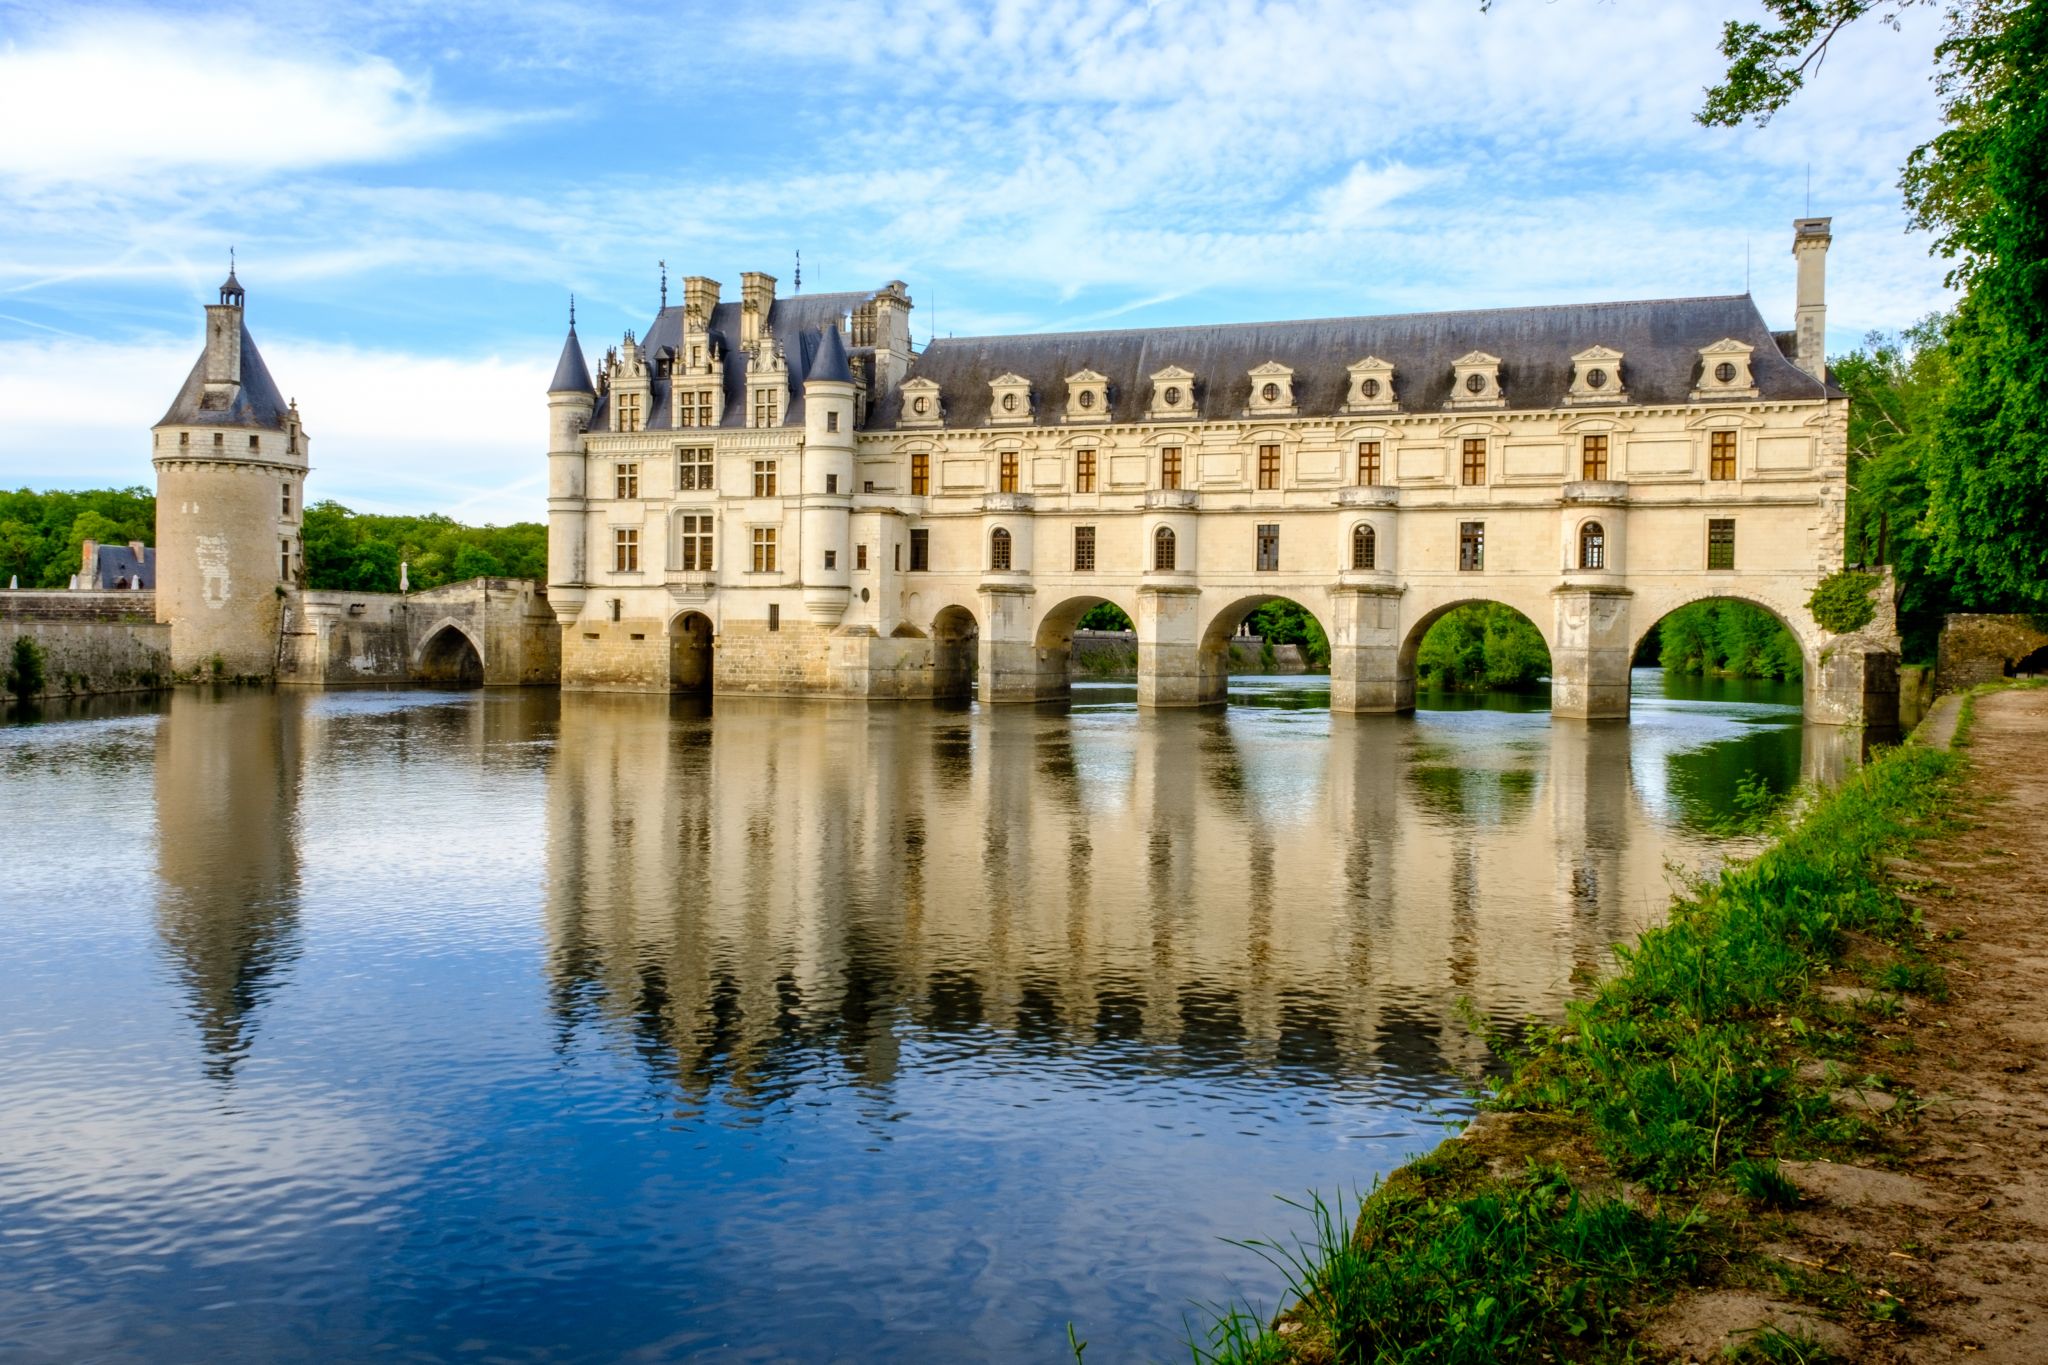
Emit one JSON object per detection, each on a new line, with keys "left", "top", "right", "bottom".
{"left": 1585, "top": 368, "right": 1607, "bottom": 390}
{"left": 1001, "top": 393, "right": 1017, "bottom": 412}
{"left": 1714, "top": 361, "right": 1737, "bottom": 384}
{"left": 1079, "top": 389, "right": 1095, "bottom": 409}
{"left": 1465, "top": 373, "right": 1487, "bottom": 394}
{"left": 1360, "top": 378, "right": 1381, "bottom": 399}
{"left": 1164, "top": 386, "right": 1182, "bottom": 406}
{"left": 1261, "top": 382, "right": 1279, "bottom": 402}
{"left": 913, "top": 396, "right": 930, "bottom": 415}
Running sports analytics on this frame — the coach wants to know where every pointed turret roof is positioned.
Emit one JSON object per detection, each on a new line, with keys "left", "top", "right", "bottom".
{"left": 154, "top": 322, "right": 291, "bottom": 430}
{"left": 549, "top": 323, "right": 594, "bottom": 395}
{"left": 807, "top": 323, "right": 852, "bottom": 385}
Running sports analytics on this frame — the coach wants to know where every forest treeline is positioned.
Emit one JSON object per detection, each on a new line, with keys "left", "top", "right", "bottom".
{"left": 0, "top": 486, "right": 156, "bottom": 588}
{"left": 298, "top": 502, "right": 546, "bottom": 593}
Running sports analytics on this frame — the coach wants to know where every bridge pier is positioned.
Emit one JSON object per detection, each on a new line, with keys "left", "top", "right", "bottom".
{"left": 1549, "top": 586, "right": 1634, "bottom": 720}
{"left": 1328, "top": 584, "right": 1410, "bottom": 713}
{"left": 1135, "top": 583, "right": 1221, "bottom": 707}
{"left": 977, "top": 582, "right": 1067, "bottom": 703}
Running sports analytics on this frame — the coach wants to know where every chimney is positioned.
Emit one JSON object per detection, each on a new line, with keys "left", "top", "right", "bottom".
{"left": 682, "top": 275, "right": 720, "bottom": 326}
{"left": 1792, "top": 217, "right": 1831, "bottom": 380}
{"left": 871, "top": 280, "right": 915, "bottom": 392}
{"left": 740, "top": 271, "right": 776, "bottom": 350}
{"left": 81, "top": 539, "right": 98, "bottom": 585}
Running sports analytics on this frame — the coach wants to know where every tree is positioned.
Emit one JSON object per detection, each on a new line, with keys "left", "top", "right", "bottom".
{"left": 1699, "top": 0, "right": 2048, "bottom": 610}
{"left": 1416, "top": 604, "right": 1550, "bottom": 692}
{"left": 451, "top": 545, "right": 507, "bottom": 581}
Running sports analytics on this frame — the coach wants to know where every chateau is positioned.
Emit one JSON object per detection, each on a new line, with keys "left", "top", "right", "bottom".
{"left": 545, "top": 218, "right": 1896, "bottom": 723}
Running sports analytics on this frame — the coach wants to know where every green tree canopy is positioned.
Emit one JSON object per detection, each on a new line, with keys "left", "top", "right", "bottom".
{"left": 0, "top": 487, "right": 155, "bottom": 588}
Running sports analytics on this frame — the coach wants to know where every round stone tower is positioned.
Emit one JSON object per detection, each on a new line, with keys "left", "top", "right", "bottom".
{"left": 151, "top": 266, "right": 309, "bottom": 676}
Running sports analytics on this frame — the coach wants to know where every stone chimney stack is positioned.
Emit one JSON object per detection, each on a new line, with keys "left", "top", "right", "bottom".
{"left": 1792, "top": 217, "right": 1831, "bottom": 380}
{"left": 203, "top": 263, "right": 247, "bottom": 400}
{"left": 682, "top": 275, "right": 720, "bottom": 325}
{"left": 740, "top": 272, "right": 776, "bottom": 350}
{"left": 871, "top": 280, "right": 915, "bottom": 392}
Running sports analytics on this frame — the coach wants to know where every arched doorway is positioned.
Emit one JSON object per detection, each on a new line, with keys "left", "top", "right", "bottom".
{"left": 931, "top": 605, "right": 979, "bottom": 700}
{"left": 670, "top": 611, "right": 712, "bottom": 692}
{"left": 416, "top": 624, "right": 484, "bottom": 687}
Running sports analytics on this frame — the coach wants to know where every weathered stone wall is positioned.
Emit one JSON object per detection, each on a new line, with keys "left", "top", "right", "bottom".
{"left": 1936, "top": 614, "right": 2048, "bottom": 693}
{"left": 279, "top": 579, "right": 561, "bottom": 687}
{"left": 0, "top": 591, "right": 172, "bottom": 696}
{"left": 279, "top": 591, "right": 409, "bottom": 683}
{"left": 1897, "top": 663, "right": 1935, "bottom": 732}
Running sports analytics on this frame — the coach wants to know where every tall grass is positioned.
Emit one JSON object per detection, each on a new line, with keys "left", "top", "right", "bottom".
{"left": 1196, "top": 741, "right": 1960, "bottom": 1363}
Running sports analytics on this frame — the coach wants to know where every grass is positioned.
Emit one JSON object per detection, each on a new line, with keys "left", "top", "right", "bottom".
{"left": 1193, "top": 738, "right": 1964, "bottom": 1363}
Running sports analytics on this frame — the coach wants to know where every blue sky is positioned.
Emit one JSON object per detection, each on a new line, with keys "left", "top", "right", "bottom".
{"left": 0, "top": 0, "right": 1954, "bottom": 524}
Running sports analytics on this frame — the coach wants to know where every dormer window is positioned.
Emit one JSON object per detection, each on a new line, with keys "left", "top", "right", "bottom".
{"left": 1246, "top": 362, "right": 1296, "bottom": 417}
{"left": 1346, "top": 357, "right": 1397, "bottom": 413}
{"left": 899, "top": 378, "right": 942, "bottom": 428}
{"left": 1446, "top": 352, "right": 1504, "bottom": 409}
{"left": 1691, "top": 340, "right": 1759, "bottom": 401}
{"left": 989, "top": 373, "right": 1033, "bottom": 425}
{"left": 1567, "top": 346, "right": 1627, "bottom": 405}
{"left": 1064, "top": 369, "right": 1109, "bottom": 423}
{"left": 1148, "top": 365, "right": 1197, "bottom": 420}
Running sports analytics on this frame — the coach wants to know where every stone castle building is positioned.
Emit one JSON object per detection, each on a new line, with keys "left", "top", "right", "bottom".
{"left": 545, "top": 218, "right": 1895, "bottom": 723}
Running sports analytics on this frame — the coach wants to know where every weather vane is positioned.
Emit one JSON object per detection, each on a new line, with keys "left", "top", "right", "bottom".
{"left": 794, "top": 250, "right": 802, "bottom": 295}
{"left": 659, "top": 260, "right": 668, "bottom": 309}
{"left": 569, "top": 294, "right": 576, "bottom": 327}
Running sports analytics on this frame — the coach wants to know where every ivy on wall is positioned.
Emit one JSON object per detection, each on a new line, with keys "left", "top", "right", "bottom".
{"left": 1808, "top": 570, "right": 1880, "bottom": 635}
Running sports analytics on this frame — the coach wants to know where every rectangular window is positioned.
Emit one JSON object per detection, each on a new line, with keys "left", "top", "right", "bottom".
{"left": 678, "top": 390, "right": 713, "bottom": 427}
{"left": 1581, "top": 434, "right": 1609, "bottom": 481}
{"left": 249, "top": 435, "right": 260, "bottom": 452}
{"left": 281, "top": 482, "right": 292, "bottom": 516}
{"left": 750, "top": 526, "right": 778, "bottom": 573}
{"left": 909, "top": 528, "right": 930, "bottom": 572}
{"left": 615, "top": 462, "right": 640, "bottom": 500}
{"left": 1000, "top": 451, "right": 1019, "bottom": 493}
{"left": 1458, "top": 521, "right": 1485, "bottom": 572}
{"left": 1075, "top": 449, "right": 1096, "bottom": 493}
{"left": 768, "top": 603, "right": 780, "bottom": 632}
{"left": 910, "top": 452, "right": 930, "bottom": 496}
{"left": 1709, "top": 430, "right": 1737, "bottom": 481}
{"left": 856, "top": 544, "right": 868, "bottom": 571}
{"left": 213, "top": 432, "right": 224, "bottom": 448}
{"left": 826, "top": 473, "right": 839, "bottom": 495}
{"left": 677, "top": 447, "right": 713, "bottom": 491}
{"left": 1707, "top": 518, "right": 1736, "bottom": 570}
{"left": 1357, "top": 441, "right": 1381, "bottom": 486}
{"left": 1257, "top": 444, "right": 1280, "bottom": 490}
{"left": 676, "top": 514, "right": 713, "bottom": 572}
{"left": 614, "top": 527, "right": 640, "bottom": 573}
{"left": 1256, "top": 523, "right": 1279, "bottom": 572}
{"left": 826, "top": 410, "right": 840, "bottom": 433}
{"left": 894, "top": 543, "right": 902, "bottom": 571}
{"left": 617, "top": 392, "right": 642, "bottom": 432}
{"left": 824, "top": 549, "right": 837, "bottom": 570}
{"left": 1461, "top": 438, "right": 1487, "bottom": 486}
{"left": 1160, "top": 447, "right": 1182, "bottom": 490}
{"left": 281, "top": 539, "right": 292, "bottom": 581}
{"left": 752, "top": 460, "right": 777, "bottom": 498}
{"left": 179, "top": 432, "right": 189, "bottom": 447}
{"left": 1073, "top": 525, "right": 1096, "bottom": 572}
{"left": 751, "top": 389, "right": 778, "bottom": 428}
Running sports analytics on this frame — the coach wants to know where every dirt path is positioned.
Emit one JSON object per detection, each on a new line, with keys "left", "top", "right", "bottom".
{"left": 1661, "top": 689, "right": 2048, "bottom": 1362}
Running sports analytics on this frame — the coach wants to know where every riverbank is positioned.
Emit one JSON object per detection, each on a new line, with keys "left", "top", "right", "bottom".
{"left": 1203, "top": 686, "right": 2047, "bottom": 1364}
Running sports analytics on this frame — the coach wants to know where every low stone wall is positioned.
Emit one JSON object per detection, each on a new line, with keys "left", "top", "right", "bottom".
{"left": 1936, "top": 614, "right": 2048, "bottom": 693}
{"left": 1897, "top": 663, "right": 1935, "bottom": 732}
{"left": 280, "top": 579, "right": 561, "bottom": 687}
{"left": 0, "top": 590, "right": 172, "bottom": 697}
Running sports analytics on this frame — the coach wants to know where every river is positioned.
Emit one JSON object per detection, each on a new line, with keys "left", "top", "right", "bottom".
{"left": 0, "top": 671, "right": 1848, "bottom": 1362}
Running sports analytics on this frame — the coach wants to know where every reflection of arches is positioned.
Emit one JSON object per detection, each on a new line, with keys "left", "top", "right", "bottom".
{"left": 1351, "top": 523, "right": 1377, "bottom": 571}
{"left": 1578, "top": 520, "right": 1605, "bottom": 570}
{"left": 932, "top": 605, "right": 979, "bottom": 698}
{"left": 1152, "top": 526, "right": 1176, "bottom": 571}
{"left": 670, "top": 610, "right": 712, "bottom": 692}
{"left": 415, "top": 621, "right": 484, "bottom": 686}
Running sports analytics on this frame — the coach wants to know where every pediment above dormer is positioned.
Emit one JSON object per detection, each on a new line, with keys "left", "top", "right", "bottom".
{"left": 989, "top": 372, "right": 1034, "bottom": 425}
{"left": 1346, "top": 356, "right": 1397, "bottom": 413}
{"left": 1246, "top": 362, "right": 1296, "bottom": 417}
{"left": 1567, "top": 345, "right": 1627, "bottom": 405}
{"left": 899, "top": 376, "right": 943, "bottom": 427}
{"left": 1691, "top": 338, "right": 1759, "bottom": 401}
{"left": 1148, "top": 365, "right": 1198, "bottom": 420}
{"left": 1064, "top": 369, "right": 1110, "bottom": 423}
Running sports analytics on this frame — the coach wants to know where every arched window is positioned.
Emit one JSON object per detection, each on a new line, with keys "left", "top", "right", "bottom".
{"left": 1351, "top": 523, "right": 1377, "bottom": 571}
{"left": 1579, "top": 520, "right": 1606, "bottom": 571}
{"left": 1152, "top": 525, "right": 1177, "bottom": 572}
{"left": 990, "top": 526, "right": 1013, "bottom": 571}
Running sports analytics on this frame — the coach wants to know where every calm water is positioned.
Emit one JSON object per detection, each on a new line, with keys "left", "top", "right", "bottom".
{"left": 0, "top": 670, "right": 1843, "bottom": 1363}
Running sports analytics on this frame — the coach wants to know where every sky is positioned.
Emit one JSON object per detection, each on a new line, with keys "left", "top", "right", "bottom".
{"left": 0, "top": 0, "right": 1957, "bottom": 525}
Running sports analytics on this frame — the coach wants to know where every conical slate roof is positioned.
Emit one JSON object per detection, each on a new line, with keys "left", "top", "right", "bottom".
{"left": 549, "top": 325, "right": 594, "bottom": 395}
{"left": 154, "top": 322, "right": 291, "bottom": 430}
{"left": 807, "top": 323, "right": 852, "bottom": 384}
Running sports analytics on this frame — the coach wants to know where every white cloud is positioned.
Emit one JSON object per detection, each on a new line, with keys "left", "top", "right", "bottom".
{"left": 0, "top": 336, "right": 546, "bottom": 524}
{"left": 0, "top": 14, "right": 498, "bottom": 184}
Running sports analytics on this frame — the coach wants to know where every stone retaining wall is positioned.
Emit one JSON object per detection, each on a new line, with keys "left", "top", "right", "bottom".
{"left": 1936, "top": 614, "right": 2048, "bottom": 693}
{"left": 0, "top": 590, "right": 172, "bottom": 697}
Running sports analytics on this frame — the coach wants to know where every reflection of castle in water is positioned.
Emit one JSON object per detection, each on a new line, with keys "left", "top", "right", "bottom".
{"left": 542, "top": 697, "right": 1710, "bottom": 1100}
{"left": 153, "top": 689, "right": 305, "bottom": 1080}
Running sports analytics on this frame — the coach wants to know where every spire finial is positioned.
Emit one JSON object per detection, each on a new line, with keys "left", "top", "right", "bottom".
{"left": 569, "top": 294, "right": 576, "bottom": 328}
{"left": 794, "top": 249, "right": 802, "bottom": 295}
{"left": 659, "top": 260, "right": 668, "bottom": 309}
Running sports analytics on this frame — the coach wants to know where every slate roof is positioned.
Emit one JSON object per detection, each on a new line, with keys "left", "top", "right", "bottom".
{"left": 155, "top": 322, "right": 292, "bottom": 430}
{"left": 549, "top": 325, "right": 595, "bottom": 394}
{"left": 90, "top": 543, "right": 155, "bottom": 590}
{"left": 868, "top": 294, "right": 1834, "bottom": 430}
{"left": 592, "top": 288, "right": 881, "bottom": 429}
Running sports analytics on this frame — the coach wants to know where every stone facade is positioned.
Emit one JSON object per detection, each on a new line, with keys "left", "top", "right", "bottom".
{"left": 1936, "top": 614, "right": 2048, "bottom": 693}
{"left": 277, "top": 579, "right": 561, "bottom": 687}
{"left": 545, "top": 220, "right": 1895, "bottom": 724}
{"left": 0, "top": 590, "right": 172, "bottom": 696}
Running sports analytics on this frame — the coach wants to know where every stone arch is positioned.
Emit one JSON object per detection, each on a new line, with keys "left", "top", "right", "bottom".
{"left": 415, "top": 619, "right": 484, "bottom": 687}
{"left": 1031, "top": 590, "right": 1140, "bottom": 699}
{"left": 1394, "top": 596, "right": 1556, "bottom": 707}
{"left": 668, "top": 609, "right": 713, "bottom": 692}
{"left": 1196, "top": 590, "right": 1334, "bottom": 698}
{"left": 931, "top": 602, "right": 980, "bottom": 699}
{"left": 1626, "top": 586, "right": 1819, "bottom": 676}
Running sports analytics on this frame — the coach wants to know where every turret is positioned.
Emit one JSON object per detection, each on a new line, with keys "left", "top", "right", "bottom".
{"left": 1792, "top": 217, "right": 1831, "bottom": 381}
{"left": 152, "top": 263, "right": 307, "bottom": 675}
{"left": 546, "top": 302, "right": 595, "bottom": 623}
{"left": 800, "top": 324, "right": 855, "bottom": 623}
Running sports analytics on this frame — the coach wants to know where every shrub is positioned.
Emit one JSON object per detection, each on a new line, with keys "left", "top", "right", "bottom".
{"left": 1808, "top": 570, "right": 1880, "bottom": 635}
{"left": 4, "top": 635, "right": 46, "bottom": 699}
